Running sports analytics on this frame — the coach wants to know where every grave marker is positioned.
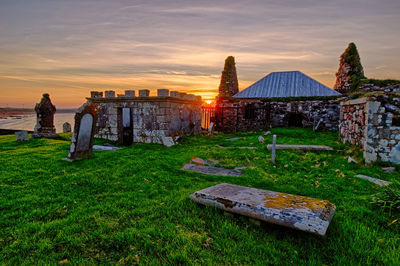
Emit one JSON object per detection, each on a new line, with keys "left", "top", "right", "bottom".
{"left": 32, "top": 93, "right": 58, "bottom": 138}
{"left": 190, "top": 183, "right": 336, "bottom": 236}
{"left": 63, "top": 122, "right": 72, "bottom": 133}
{"left": 271, "top": 134, "right": 276, "bottom": 162}
{"left": 15, "top": 131, "right": 29, "bottom": 142}
{"left": 63, "top": 102, "right": 98, "bottom": 161}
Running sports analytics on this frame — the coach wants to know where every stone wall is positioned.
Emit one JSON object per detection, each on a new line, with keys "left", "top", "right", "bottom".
{"left": 86, "top": 89, "right": 202, "bottom": 144}
{"left": 339, "top": 83, "right": 400, "bottom": 164}
{"left": 339, "top": 98, "right": 367, "bottom": 147}
{"left": 214, "top": 97, "right": 340, "bottom": 132}
{"left": 214, "top": 98, "right": 269, "bottom": 132}
{"left": 268, "top": 99, "right": 340, "bottom": 131}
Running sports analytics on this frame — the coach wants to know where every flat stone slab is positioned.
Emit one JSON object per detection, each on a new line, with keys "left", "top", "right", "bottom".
{"left": 355, "top": 174, "right": 391, "bottom": 186}
{"left": 93, "top": 145, "right": 121, "bottom": 151}
{"left": 190, "top": 183, "right": 336, "bottom": 236}
{"left": 182, "top": 164, "right": 242, "bottom": 176}
{"left": 267, "top": 144, "right": 333, "bottom": 151}
{"left": 226, "top": 137, "right": 241, "bottom": 141}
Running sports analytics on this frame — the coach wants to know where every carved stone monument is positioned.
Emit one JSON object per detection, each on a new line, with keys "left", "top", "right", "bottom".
{"left": 32, "top": 93, "right": 57, "bottom": 138}
{"left": 63, "top": 102, "right": 98, "bottom": 161}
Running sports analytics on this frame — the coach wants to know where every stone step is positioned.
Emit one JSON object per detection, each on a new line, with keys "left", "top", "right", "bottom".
{"left": 267, "top": 144, "right": 333, "bottom": 151}
{"left": 190, "top": 183, "right": 336, "bottom": 236}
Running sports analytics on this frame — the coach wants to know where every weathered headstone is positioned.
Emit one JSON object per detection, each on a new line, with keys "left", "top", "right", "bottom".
{"left": 32, "top": 93, "right": 57, "bottom": 138}
{"left": 15, "top": 131, "right": 29, "bottom": 142}
{"left": 190, "top": 183, "right": 336, "bottom": 236}
{"left": 208, "top": 122, "right": 214, "bottom": 136}
{"left": 258, "top": 136, "right": 265, "bottom": 143}
{"left": 63, "top": 122, "right": 72, "bottom": 133}
{"left": 63, "top": 102, "right": 98, "bottom": 161}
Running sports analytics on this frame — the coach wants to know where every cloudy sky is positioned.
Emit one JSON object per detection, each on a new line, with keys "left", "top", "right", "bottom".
{"left": 1, "top": 0, "right": 399, "bottom": 108}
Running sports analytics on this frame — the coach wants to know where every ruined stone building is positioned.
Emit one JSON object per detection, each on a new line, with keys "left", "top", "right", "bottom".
{"left": 82, "top": 89, "right": 202, "bottom": 145}
{"left": 214, "top": 68, "right": 341, "bottom": 133}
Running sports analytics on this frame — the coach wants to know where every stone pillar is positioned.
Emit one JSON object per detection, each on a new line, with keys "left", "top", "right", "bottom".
{"left": 170, "top": 91, "right": 180, "bottom": 98}
{"left": 32, "top": 93, "right": 58, "bottom": 138}
{"left": 91, "top": 91, "right": 103, "bottom": 98}
{"left": 105, "top": 91, "right": 115, "bottom": 98}
{"left": 157, "top": 89, "right": 169, "bottom": 97}
{"left": 139, "top": 90, "right": 150, "bottom": 97}
{"left": 125, "top": 90, "right": 135, "bottom": 97}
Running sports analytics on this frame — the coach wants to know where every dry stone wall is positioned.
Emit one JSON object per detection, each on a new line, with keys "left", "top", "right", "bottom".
{"left": 215, "top": 97, "right": 340, "bottom": 132}
{"left": 339, "top": 83, "right": 400, "bottom": 164}
{"left": 339, "top": 98, "right": 367, "bottom": 147}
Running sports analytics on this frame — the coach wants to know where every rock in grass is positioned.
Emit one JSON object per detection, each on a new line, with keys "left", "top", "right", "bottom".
{"left": 355, "top": 174, "right": 390, "bottom": 186}
{"left": 162, "top": 136, "right": 175, "bottom": 147}
{"left": 93, "top": 145, "right": 120, "bottom": 151}
{"left": 190, "top": 183, "right": 336, "bottom": 236}
{"left": 192, "top": 157, "right": 212, "bottom": 166}
{"left": 347, "top": 157, "right": 358, "bottom": 163}
{"left": 382, "top": 167, "right": 395, "bottom": 174}
{"left": 264, "top": 131, "right": 271, "bottom": 136}
{"left": 258, "top": 136, "right": 265, "bottom": 143}
{"left": 226, "top": 137, "right": 241, "bottom": 141}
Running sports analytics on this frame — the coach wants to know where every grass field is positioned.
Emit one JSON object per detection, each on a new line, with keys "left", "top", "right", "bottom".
{"left": 0, "top": 128, "right": 399, "bottom": 264}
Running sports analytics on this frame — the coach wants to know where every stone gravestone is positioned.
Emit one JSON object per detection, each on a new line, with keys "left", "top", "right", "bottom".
{"left": 15, "top": 131, "right": 29, "bottom": 142}
{"left": 63, "top": 122, "right": 72, "bottom": 133}
{"left": 63, "top": 102, "right": 98, "bottom": 161}
{"left": 32, "top": 93, "right": 58, "bottom": 138}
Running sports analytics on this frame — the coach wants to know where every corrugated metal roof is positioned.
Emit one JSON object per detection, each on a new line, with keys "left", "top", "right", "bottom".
{"left": 233, "top": 71, "right": 341, "bottom": 98}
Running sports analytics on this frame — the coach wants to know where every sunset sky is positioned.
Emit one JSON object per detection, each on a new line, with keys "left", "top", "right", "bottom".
{"left": 1, "top": 0, "right": 400, "bottom": 108}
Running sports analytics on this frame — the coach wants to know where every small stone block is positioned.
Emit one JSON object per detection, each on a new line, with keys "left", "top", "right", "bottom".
{"left": 90, "top": 91, "right": 103, "bottom": 98}
{"left": 267, "top": 145, "right": 333, "bottom": 151}
{"left": 105, "top": 91, "right": 115, "bottom": 98}
{"left": 157, "top": 89, "right": 169, "bottom": 97}
{"left": 125, "top": 90, "right": 135, "bottom": 97}
{"left": 162, "top": 136, "right": 175, "bottom": 147}
{"left": 189, "top": 183, "right": 336, "bottom": 236}
{"left": 170, "top": 91, "right": 180, "bottom": 98}
{"left": 15, "top": 131, "right": 29, "bottom": 142}
{"left": 139, "top": 90, "right": 150, "bottom": 97}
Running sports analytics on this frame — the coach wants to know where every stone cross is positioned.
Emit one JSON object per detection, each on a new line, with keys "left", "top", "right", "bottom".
{"left": 271, "top": 134, "right": 276, "bottom": 162}
{"left": 32, "top": 93, "right": 57, "bottom": 138}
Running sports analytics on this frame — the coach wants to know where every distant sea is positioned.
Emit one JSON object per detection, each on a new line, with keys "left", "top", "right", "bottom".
{"left": 0, "top": 112, "right": 75, "bottom": 133}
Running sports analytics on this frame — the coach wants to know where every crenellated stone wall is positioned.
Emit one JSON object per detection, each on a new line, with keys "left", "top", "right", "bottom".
{"left": 83, "top": 89, "right": 202, "bottom": 144}
{"left": 214, "top": 97, "right": 340, "bottom": 133}
{"left": 339, "top": 83, "right": 400, "bottom": 164}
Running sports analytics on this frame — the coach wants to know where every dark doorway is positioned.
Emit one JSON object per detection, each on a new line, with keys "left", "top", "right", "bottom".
{"left": 121, "top": 108, "right": 133, "bottom": 145}
{"left": 287, "top": 113, "right": 303, "bottom": 127}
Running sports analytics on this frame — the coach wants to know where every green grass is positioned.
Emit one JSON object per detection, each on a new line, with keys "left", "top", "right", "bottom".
{"left": 0, "top": 128, "right": 399, "bottom": 265}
